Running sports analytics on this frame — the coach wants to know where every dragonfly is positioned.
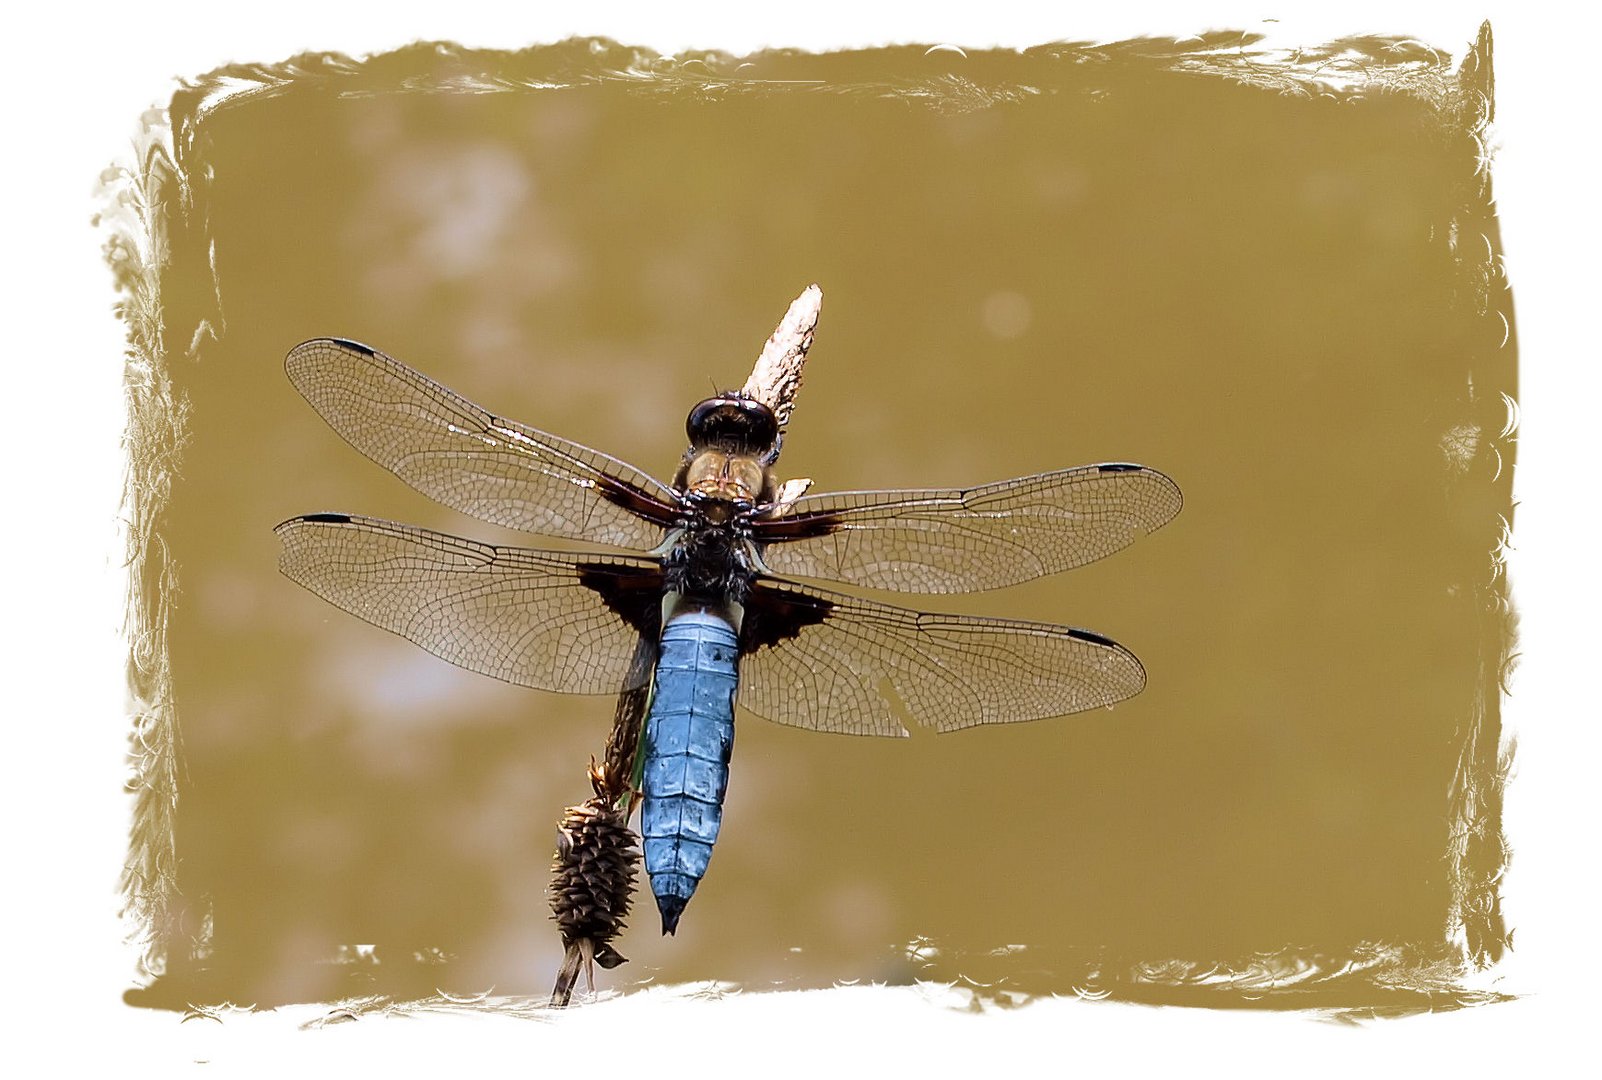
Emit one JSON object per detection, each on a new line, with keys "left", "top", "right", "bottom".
{"left": 275, "top": 338, "right": 1182, "bottom": 935}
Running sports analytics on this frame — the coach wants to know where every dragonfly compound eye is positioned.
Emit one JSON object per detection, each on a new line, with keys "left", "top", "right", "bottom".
{"left": 686, "top": 396, "right": 779, "bottom": 454}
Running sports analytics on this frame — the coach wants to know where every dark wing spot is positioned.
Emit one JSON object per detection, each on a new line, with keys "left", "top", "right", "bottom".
{"left": 1096, "top": 462, "right": 1144, "bottom": 474}
{"left": 325, "top": 337, "right": 379, "bottom": 357}
{"left": 1066, "top": 627, "right": 1123, "bottom": 649}
{"left": 298, "top": 512, "right": 353, "bottom": 524}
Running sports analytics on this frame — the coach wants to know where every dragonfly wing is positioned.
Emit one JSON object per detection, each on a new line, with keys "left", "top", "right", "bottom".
{"left": 286, "top": 338, "right": 681, "bottom": 550}
{"left": 737, "top": 577, "right": 1147, "bottom": 737}
{"left": 276, "top": 513, "right": 664, "bottom": 694}
{"left": 753, "top": 463, "right": 1181, "bottom": 593}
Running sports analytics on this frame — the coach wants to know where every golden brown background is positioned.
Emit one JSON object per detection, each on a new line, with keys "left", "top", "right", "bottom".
{"left": 120, "top": 33, "right": 1514, "bottom": 1009}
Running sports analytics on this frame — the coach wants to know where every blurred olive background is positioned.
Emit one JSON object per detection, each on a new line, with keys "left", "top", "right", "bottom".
{"left": 138, "top": 40, "right": 1512, "bottom": 1004}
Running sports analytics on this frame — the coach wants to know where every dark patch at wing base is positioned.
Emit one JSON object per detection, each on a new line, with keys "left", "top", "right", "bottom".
{"left": 577, "top": 562, "right": 665, "bottom": 642}
{"left": 741, "top": 583, "right": 832, "bottom": 654}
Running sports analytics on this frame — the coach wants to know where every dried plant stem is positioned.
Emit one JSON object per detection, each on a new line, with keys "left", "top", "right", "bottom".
{"left": 742, "top": 283, "right": 821, "bottom": 441}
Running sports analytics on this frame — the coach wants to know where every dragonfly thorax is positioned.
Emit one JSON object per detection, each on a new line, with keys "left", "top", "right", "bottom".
{"left": 678, "top": 449, "right": 771, "bottom": 508}
{"left": 662, "top": 518, "right": 758, "bottom": 608}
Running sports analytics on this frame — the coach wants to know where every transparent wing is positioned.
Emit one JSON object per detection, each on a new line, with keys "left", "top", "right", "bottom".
{"left": 754, "top": 463, "right": 1181, "bottom": 593}
{"left": 738, "top": 577, "right": 1147, "bottom": 737}
{"left": 275, "top": 513, "right": 664, "bottom": 694}
{"left": 286, "top": 338, "right": 681, "bottom": 550}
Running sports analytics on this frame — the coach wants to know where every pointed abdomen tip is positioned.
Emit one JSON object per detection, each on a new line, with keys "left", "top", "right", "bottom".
{"left": 657, "top": 896, "right": 686, "bottom": 936}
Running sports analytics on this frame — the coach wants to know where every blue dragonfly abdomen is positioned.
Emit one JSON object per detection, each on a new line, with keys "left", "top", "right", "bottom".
{"left": 640, "top": 609, "right": 739, "bottom": 934}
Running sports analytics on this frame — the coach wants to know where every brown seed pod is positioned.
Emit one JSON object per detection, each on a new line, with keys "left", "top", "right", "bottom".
{"left": 548, "top": 797, "right": 640, "bottom": 1005}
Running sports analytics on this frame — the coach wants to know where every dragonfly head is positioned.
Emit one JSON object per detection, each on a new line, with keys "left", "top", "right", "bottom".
{"left": 678, "top": 395, "right": 779, "bottom": 513}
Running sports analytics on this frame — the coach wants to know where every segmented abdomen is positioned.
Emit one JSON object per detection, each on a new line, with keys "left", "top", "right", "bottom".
{"left": 640, "top": 610, "right": 738, "bottom": 935}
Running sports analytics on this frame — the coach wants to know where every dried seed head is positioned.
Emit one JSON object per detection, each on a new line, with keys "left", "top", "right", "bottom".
{"left": 549, "top": 798, "right": 640, "bottom": 956}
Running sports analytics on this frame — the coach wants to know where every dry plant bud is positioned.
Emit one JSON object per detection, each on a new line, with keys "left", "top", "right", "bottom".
{"left": 742, "top": 283, "right": 821, "bottom": 437}
{"left": 548, "top": 798, "right": 639, "bottom": 1006}
{"left": 767, "top": 476, "right": 814, "bottom": 518}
